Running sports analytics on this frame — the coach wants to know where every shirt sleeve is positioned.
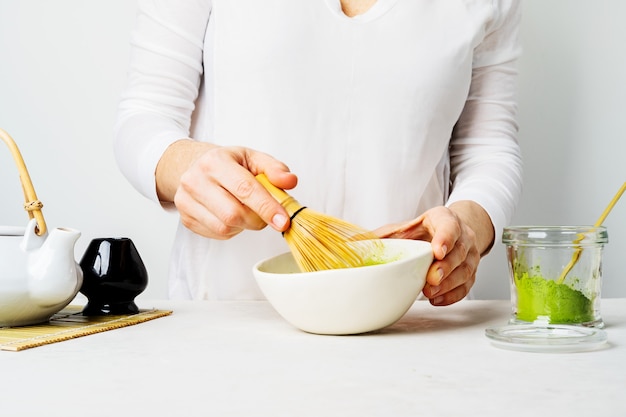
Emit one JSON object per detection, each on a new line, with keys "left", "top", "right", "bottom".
{"left": 113, "top": 0, "right": 212, "bottom": 203}
{"left": 446, "top": 0, "right": 523, "bottom": 243}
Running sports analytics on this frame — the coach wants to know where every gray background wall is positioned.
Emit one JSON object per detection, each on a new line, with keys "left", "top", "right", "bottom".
{"left": 1, "top": 1, "right": 624, "bottom": 301}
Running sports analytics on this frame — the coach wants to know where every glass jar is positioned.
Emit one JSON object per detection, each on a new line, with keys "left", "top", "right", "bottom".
{"left": 502, "top": 226, "right": 608, "bottom": 328}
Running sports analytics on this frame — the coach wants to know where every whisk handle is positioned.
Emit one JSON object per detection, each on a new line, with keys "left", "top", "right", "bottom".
{"left": 255, "top": 173, "right": 302, "bottom": 216}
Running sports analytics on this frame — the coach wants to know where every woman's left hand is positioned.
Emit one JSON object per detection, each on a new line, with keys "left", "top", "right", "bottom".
{"left": 372, "top": 201, "right": 494, "bottom": 306}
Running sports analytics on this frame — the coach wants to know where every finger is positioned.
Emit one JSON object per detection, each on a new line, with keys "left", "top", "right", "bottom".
{"left": 181, "top": 214, "right": 244, "bottom": 240}
{"left": 429, "top": 281, "right": 472, "bottom": 306}
{"left": 372, "top": 216, "right": 427, "bottom": 239}
{"left": 204, "top": 189, "right": 268, "bottom": 232}
{"left": 423, "top": 261, "right": 467, "bottom": 297}
{"left": 416, "top": 207, "right": 465, "bottom": 261}
{"left": 222, "top": 171, "right": 291, "bottom": 231}
{"left": 177, "top": 163, "right": 268, "bottom": 233}
{"left": 178, "top": 170, "right": 273, "bottom": 236}
{"left": 218, "top": 157, "right": 296, "bottom": 232}
{"left": 258, "top": 166, "right": 298, "bottom": 190}
{"left": 424, "top": 239, "right": 469, "bottom": 286}
{"left": 371, "top": 223, "right": 404, "bottom": 238}
{"left": 176, "top": 195, "right": 245, "bottom": 239}
{"left": 186, "top": 147, "right": 295, "bottom": 232}
{"left": 424, "top": 269, "right": 475, "bottom": 306}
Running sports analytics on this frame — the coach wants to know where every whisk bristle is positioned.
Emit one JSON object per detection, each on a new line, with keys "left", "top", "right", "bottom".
{"left": 256, "top": 174, "right": 382, "bottom": 272}
{"left": 284, "top": 208, "right": 382, "bottom": 272}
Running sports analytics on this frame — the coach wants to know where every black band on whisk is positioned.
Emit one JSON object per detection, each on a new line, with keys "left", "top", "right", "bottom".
{"left": 290, "top": 206, "right": 307, "bottom": 221}
{"left": 281, "top": 206, "right": 307, "bottom": 236}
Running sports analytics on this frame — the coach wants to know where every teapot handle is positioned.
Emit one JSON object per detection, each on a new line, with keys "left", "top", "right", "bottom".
{"left": 0, "top": 128, "right": 47, "bottom": 236}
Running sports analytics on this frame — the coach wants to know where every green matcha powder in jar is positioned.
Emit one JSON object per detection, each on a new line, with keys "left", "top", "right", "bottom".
{"left": 502, "top": 226, "right": 608, "bottom": 328}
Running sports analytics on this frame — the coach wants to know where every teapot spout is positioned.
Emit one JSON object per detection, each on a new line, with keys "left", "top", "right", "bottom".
{"left": 28, "top": 226, "right": 83, "bottom": 307}
{"left": 45, "top": 227, "right": 81, "bottom": 248}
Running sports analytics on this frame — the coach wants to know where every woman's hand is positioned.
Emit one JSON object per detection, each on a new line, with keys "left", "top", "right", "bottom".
{"left": 373, "top": 201, "right": 494, "bottom": 306}
{"left": 155, "top": 139, "right": 298, "bottom": 239}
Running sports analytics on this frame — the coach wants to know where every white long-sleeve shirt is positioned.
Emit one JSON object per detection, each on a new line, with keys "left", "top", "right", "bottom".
{"left": 115, "top": 0, "right": 523, "bottom": 300}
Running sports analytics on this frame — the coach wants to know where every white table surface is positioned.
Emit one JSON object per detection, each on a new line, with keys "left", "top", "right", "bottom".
{"left": 1, "top": 298, "right": 624, "bottom": 417}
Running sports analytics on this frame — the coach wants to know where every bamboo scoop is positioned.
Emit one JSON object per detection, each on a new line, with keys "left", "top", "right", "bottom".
{"left": 557, "top": 181, "right": 626, "bottom": 284}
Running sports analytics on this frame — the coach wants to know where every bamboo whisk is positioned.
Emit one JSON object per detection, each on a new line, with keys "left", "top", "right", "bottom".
{"left": 256, "top": 174, "right": 382, "bottom": 272}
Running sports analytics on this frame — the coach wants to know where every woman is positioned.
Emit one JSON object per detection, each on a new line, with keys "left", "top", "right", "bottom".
{"left": 114, "top": 0, "right": 523, "bottom": 305}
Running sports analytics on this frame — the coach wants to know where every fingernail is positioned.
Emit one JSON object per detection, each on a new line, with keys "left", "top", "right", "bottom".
{"left": 272, "top": 213, "right": 288, "bottom": 229}
{"left": 433, "top": 296, "right": 444, "bottom": 305}
{"left": 441, "top": 245, "right": 448, "bottom": 258}
{"left": 436, "top": 268, "right": 444, "bottom": 284}
{"left": 430, "top": 285, "right": 440, "bottom": 296}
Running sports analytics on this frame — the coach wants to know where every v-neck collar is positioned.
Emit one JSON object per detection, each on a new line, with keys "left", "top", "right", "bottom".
{"left": 324, "top": 0, "right": 400, "bottom": 23}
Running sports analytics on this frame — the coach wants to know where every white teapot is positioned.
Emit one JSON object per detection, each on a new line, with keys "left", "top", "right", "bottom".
{"left": 0, "top": 128, "right": 82, "bottom": 327}
{"left": 0, "top": 220, "right": 82, "bottom": 326}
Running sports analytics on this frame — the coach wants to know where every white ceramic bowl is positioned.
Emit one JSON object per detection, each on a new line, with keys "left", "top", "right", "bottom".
{"left": 253, "top": 239, "right": 433, "bottom": 335}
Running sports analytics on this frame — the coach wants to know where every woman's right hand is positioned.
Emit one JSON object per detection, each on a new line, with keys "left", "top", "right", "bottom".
{"left": 156, "top": 139, "right": 297, "bottom": 239}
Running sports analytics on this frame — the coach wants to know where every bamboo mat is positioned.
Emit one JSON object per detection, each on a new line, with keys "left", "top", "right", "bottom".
{"left": 0, "top": 306, "right": 172, "bottom": 352}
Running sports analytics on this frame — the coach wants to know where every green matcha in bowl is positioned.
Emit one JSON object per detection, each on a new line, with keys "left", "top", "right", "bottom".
{"left": 503, "top": 226, "right": 608, "bottom": 328}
